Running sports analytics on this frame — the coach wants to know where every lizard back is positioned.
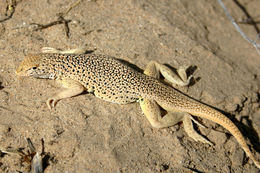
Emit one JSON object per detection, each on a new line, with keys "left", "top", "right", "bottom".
{"left": 37, "top": 53, "right": 166, "bottom": 104}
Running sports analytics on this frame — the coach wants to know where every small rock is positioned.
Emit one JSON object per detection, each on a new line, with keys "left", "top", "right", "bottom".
{"left": 0, "top": 124, "right": 11, "bottom": 138}
{"left": 0, "top": 90, "right": 9, "bottom": 104}
{"left": 225, "top": 102, "right": 238, "bottom": 112}
{"left": 225, "top": 95, "right": 246, "bottom": 112}
{"left": 207, "top": 130, "right": 227, "bottom": 146}
{"left": 225, "top": 139, "right": 244, "bottom": 167}
{"left": 230, "top": 147, "right": 244, "bottom": 167}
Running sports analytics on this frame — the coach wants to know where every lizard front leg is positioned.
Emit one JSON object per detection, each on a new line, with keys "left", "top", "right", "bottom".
{"left": 47, "top": 78, "right": 85, "bottom": 109}
{"left": 41, "top": 47, "right": 86, "bottom": 54}
{"left": 40, "top": 47, "right": 86, "bottom": 109}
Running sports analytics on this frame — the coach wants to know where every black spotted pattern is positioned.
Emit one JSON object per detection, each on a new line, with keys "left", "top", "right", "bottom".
{"left": 38, "top": 53, "right": 174, "bottom": 104}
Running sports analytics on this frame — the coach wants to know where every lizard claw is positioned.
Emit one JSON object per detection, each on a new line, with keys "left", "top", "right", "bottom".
{"left": 46, "top": 98, "right": 59, "bottom": 109}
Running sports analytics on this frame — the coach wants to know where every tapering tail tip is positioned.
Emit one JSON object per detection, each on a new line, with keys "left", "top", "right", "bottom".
{"left": 191, "top": 104, "right": 260, "bottom": 169}
{"left": 253, "top": 159, "right": 260, "bottom": 169}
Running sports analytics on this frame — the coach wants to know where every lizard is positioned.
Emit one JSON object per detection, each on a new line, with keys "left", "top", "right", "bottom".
{"left": 16, "top": 47, "right": 260, "bottom": 169}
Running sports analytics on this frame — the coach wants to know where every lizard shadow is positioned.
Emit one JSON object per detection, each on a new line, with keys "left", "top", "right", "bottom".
{"left": 85, "top": 50, "right": 96, "bottom": 54}
{"left": 116, "top": 59, "right": 144, "bottom": 73}
{"left": 0, "top": 82, "right": 3, "bottom": 90}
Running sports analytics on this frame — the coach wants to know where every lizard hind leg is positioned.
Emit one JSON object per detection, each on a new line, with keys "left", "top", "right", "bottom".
{"left": 139, "top": 98, "right": 213, "bottom": 145}
{"left": 41, "top": 47, "right": 87, "bottom": 54}
{"left": 47, "top": 78, "right": 85, "bottom": 109}
{"left": 144, "top": 60, "right": 192, "bottom": 87}
{"left": 139, "top": 98, "right": 183, "bottom": 128}
{"left": 142, "top": 61, "right": 211, "bottom": 144}
{"left": 183, "top": 114, "right": 213, "bottom": 145}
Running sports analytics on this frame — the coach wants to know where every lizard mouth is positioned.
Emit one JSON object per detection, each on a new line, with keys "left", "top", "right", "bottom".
{"left": 15, "top": 67, "right": 26, "bottom": 76}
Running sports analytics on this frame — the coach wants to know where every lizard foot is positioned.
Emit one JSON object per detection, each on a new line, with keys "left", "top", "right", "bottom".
{"left": 46, "top": 98, "right": 59, "bottom": 109}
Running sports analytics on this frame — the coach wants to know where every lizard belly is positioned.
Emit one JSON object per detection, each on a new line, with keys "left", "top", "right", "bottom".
{"left": 94, "top": 90, "right": 139, "bottom": 104}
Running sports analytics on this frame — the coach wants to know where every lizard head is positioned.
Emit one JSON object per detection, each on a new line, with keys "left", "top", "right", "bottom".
{"left": 16, "top": 54, "right": 53, "bottom": 79}
{"left": 16, "top": 54, "right": 41, "bottom": 76}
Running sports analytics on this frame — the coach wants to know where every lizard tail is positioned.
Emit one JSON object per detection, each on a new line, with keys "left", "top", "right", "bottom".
{"left": 147, "top": 83, "right": 259, "bottom": 168}
{"left": 189, "top": 104, "right": 260, "bottom": 169}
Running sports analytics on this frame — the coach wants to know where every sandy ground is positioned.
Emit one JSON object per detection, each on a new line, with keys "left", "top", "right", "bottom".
{"left": 0, "top": 0, "right": 260, "bottom": 172}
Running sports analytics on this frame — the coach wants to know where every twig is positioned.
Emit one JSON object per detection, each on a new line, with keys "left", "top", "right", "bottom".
{"left": 0, "top": 0, "right": 17, "bottom": 23}
{"left": 30, "top": 0, "right": 82, "bottom": 38}
{"left": 31, "top": 16, "right": 71, "bottom": 38}
{"left": 217, "top": 0, "right": 260, "bottom": 56}
{"left": 238, "top": 16, "right": 260, "bottom": 25}
{"left": 233, "top": 0, "right": 260, "bottom": 33}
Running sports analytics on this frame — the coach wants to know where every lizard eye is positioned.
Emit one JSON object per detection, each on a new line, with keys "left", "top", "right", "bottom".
{"left": 32, "top": 66, "right": 37, "bottom": 70}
